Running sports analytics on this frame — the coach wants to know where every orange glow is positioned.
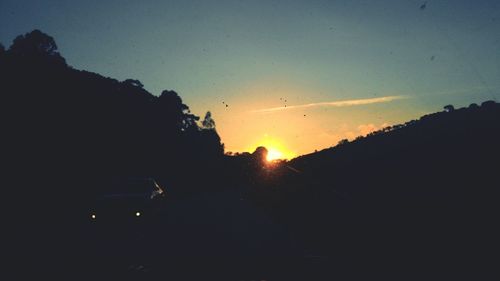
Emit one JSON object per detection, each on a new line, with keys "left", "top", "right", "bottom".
{"left": 248, "top": 135, "right": 295, "bottom": 161}
{"left": 266, "top": 148, "right": 283, "bottom": 162}
{"left": 209, "top": 80, "right": 418, "bottom": 156}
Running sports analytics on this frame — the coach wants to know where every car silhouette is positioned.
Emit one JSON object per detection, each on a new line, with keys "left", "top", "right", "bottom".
{"left": 89, "top": 178, "right": 165, "bottom": 224}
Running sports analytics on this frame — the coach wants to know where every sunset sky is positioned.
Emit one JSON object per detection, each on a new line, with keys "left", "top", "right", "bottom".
{"left": 2, "top": 0, "right": 499, "bottom": 157}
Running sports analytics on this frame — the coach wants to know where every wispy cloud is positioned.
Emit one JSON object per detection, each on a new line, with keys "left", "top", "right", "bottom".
{"left": 250, "top": 95, "right": 407, "bottom": 113}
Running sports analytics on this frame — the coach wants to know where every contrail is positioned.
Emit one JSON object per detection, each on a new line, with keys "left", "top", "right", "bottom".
{"left": 250, "top": 95, "right": 407, "bottom": 113}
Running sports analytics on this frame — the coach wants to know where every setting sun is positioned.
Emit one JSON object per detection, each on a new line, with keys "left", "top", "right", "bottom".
{"left": 266, "top": 148, "right": 283, "bottom": 162}
{"left": 248, "top": 135, "right": 295, "bottom": 161}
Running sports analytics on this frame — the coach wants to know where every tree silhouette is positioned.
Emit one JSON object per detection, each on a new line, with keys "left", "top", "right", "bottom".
{"left": 158, "top": 90, "right": 199, "bottom": 131}
{"left": 8, "top": 29, "right": 66, "bottom": 65}
{"left": 481, "top": 100, "right": 496, "bottom": 108}
{"left": 444, "top": 104, "right": 455, "bottom": 112}
{"left": 337, "top": 139, "right": 349, "bottom": 146}
{"left": 123, "top": 79, "right": 144, "bottom": 88}
{"left": 252, "top": 146, "right": 268, "bottom": 165}
{"left": 201, "top": 111, "right": 216, "bottom": 130}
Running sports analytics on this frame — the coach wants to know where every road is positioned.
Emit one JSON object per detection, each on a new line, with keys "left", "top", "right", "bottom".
{"left": 77, "top": 187, "right": 306, "bottom": 279}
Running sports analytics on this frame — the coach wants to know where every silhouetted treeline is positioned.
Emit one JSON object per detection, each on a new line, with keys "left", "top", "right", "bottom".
{"left": 1, "top": 30, "right": 225, "bottom": 216}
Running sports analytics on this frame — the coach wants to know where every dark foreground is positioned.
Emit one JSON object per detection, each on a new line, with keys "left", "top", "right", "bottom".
{"left": 10, "top": 186, "right": 497, "bottom": 280}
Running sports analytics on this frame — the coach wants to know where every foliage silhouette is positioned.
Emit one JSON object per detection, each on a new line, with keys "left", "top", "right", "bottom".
{"left": 1, "top": 30, "right": 226, "bottom": 224}
{"left": 201, "top": 111, "right": 216, "bottom": 130}
{"left": 444, "top": 104, "right": 455, "bottom": 112}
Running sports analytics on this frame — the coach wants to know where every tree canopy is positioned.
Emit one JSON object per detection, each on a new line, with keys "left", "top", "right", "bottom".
{"left": 8, "top": 29, "right": 66, "bottom": 65}
{"left": 1, "top": 30, "right": 225, "bottom": 199}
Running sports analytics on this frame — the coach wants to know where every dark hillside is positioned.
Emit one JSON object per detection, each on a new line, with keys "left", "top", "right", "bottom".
{"left": 292, "top": 101, "right": 499, "bottom": 198}
{"left": 249, "top": 101, "right": 500, "bottom": 265}
{"left": 1, "top": 30, "right": 224, "bottom": 198}
{"left": 1, "top": 31, "right": 228, "bottom": 257}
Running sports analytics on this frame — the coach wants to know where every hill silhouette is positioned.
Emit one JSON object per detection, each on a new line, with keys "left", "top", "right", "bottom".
{"left": 2, "top": 30, "right": 225, "bottom": 199}
{"left": 246, "top": 101, "right": 500, "bottom": 265}
{"left": 1, "top": 30, "right": 230, "bottom": 261}
{"left": 3, "top": 30, "right": 500, "bottom": 275}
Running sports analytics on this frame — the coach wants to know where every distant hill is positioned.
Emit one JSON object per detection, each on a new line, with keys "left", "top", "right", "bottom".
{"left": 251, "top": 100, "right": 500, "bottom": 200}
{"left": 290, "top": 100, "right": 500, "bottom": 196}
{"left": 248, "top": 101, "right": 500, "bottom": 262}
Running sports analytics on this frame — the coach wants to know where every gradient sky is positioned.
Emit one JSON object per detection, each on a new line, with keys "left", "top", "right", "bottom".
{"left": 2, "top": 0, "right": 499, "bottom": 157}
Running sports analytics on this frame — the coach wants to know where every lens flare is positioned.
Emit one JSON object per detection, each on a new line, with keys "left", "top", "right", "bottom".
{"left": 249, "top": 135, "right": 295, "bottom": 161}
{"left": 266, "top": 148, "right": 283, "bottom": 161}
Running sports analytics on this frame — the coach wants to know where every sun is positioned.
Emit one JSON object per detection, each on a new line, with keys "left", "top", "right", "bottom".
{"left": 245, "top": 135, "right": 295, "bottom": 162}
{"left": 266, "top": 148, "right": 283, "bottom": 162}
{"left": 246, "top": 135, "right": 294, "bottom": 162}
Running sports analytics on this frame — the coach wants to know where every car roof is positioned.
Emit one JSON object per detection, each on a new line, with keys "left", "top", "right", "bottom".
{"left": 99, "top": 177, "right": 165, "bottom": 195}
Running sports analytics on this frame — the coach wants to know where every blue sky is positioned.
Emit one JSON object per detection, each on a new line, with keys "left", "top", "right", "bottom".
{"left": 2, "top": 0, "right": 499, "bottom": 155}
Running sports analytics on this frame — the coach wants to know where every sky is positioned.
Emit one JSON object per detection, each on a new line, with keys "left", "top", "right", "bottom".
{"left": 1, "top": 0, "right": 499, "bottom": 158}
